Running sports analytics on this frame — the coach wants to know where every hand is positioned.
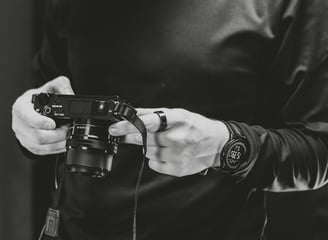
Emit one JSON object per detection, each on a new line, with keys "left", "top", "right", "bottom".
{"left": 109, "top": 108, "right": 229, "bottom": 177}
{"left": 12, "top": 76, "right": 74, "bottom": 155}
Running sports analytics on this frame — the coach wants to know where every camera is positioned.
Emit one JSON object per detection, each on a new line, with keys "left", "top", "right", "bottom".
{"left": 32, "top": 93, "right": 144, "bottom": 178}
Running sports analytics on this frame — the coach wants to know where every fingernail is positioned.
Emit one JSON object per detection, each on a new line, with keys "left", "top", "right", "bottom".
{"left": 109, "top": 127, "right": 117, "bottom": 135}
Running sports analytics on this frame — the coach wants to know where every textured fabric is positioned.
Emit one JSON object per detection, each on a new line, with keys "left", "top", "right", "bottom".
{"left": 31, "top": 0, "right": 328, "bottom": 239}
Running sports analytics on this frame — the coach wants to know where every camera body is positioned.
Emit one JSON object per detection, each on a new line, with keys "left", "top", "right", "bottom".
{"left": 32, "top": 93, "right": 138, "bottom": 178}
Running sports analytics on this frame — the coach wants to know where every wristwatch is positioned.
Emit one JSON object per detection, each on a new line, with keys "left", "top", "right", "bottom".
{"left": 218, "top": 121, "right": 249, "bottom": 173}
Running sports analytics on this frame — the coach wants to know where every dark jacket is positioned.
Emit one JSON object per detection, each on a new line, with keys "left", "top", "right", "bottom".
{"left": 32, "top": 0, "right": 328, "bottom": 239}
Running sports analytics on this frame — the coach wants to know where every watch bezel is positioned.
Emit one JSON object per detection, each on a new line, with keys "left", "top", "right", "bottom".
{"left": 221, "top": 138, "right": 248, "bottom": 170}
{"left": 218, "top": 121, "right": 249, "bottom": 173}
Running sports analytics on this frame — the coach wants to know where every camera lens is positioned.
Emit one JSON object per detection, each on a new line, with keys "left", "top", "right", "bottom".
{"left": 66, "top": 119, "right": 118, "bottom": 178}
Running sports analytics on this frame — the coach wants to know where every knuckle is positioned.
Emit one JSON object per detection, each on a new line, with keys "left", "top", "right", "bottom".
{"left": 174, "top": 108, "right": 190, "bottom": 119}
{"left": 182, "top": 111, "right": 194, "bottom": 129}
{"left": 52, "top": 77, "right": 62, "bottom": 84}
{"left": 57, "top": 75, "right": 69, "bottom": 83}
{"left": 56, "top": 76, "right": 70, "bottom": 88}
{"left": 145, "top": 121, "right": 156, "bottom": 132}
{"left": 11, "top": 121, "right": 18, "bottom": 133}
{"left": 165, "top": 131, "right": 190, "bottom": 146}
{"left": 173, "top": 108, "right": 186, "bottom": 114}
{"left": 173, "top": 108, "right": 194, "bottom": 129}
{"left": 11, "top": 98, "right": 21, "bottom": 116}
{"left": 24, "top": 89, "right": 36, "bottom": 95}
{"left": 12, "top": 92, "right": 33, "bottom": 117}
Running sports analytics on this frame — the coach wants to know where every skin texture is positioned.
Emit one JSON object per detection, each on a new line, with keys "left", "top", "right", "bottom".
{"left": 109, "top": 108, "right": 229, "bottom": 176}
{"left": 12, "top": 76, "right": 74, "bottom": 155}
{"left": 12, "top": 77, "right": 229, "bottom": 176}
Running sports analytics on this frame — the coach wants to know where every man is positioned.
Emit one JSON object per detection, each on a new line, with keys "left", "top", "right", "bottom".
{"left": 12, "top": 0, "right": 328, "bottom": 239}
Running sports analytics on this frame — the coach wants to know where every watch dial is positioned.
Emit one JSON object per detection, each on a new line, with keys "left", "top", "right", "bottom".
{"left": 225, "top": 141, "right": 247, "bottom": 169}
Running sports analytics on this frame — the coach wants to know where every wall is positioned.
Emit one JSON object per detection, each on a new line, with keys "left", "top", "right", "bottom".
{"left": 0, "top": 0, "right": 34, "bottom": 239}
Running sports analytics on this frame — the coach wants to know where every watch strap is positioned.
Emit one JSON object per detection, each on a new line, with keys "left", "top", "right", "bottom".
{"left": 217, "top": 121, "right": 248, "bottom": 173}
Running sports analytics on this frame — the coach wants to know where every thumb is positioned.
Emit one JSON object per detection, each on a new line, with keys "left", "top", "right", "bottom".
{"left": 40, "top": 76, "right": 74, "bottom": 95}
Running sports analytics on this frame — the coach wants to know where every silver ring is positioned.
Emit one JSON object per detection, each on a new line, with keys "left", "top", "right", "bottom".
{"left": 154, "top": 111, "right": 167, "bottom": 132}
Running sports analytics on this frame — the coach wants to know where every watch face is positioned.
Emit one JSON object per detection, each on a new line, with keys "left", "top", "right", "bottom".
{"left": 225, "top": 141, "right": 247, "bottom": 169}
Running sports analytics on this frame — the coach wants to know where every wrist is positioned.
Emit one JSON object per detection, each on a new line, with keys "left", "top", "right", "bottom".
{"left": 215, "top": 121, "right": 249, "bottom": 173}
{"left": 211, "top": 120, "right": 230, "bottom": 168}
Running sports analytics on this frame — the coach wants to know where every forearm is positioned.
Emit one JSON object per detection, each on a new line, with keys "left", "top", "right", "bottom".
{"left": 234, "top": 121, "right": 328, "bottom": 191}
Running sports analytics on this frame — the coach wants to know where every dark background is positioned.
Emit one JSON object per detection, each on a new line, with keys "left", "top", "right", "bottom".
{"left": 0, "top": 0, "right": 34, "bottom": 239}
{"left": 1, "top": 1, "right": 328, "bottom": 240}
{"left": 0, "top": 0, "right": 48, "bottom": 239}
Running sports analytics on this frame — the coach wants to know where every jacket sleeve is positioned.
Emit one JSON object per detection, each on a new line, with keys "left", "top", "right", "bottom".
{"left": 232, "top": 0, "right": 328, "bottom": 192}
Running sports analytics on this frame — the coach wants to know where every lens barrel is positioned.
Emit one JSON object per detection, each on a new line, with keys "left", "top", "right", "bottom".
{"left": 66, "top": 119, "right": 118, "bottom": 178}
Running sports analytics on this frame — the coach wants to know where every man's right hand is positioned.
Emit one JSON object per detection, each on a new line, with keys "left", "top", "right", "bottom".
{"left": 12, "top": 76, "right": 74, "bottom": 155}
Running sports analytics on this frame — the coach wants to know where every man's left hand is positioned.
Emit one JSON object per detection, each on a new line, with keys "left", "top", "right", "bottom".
{"left": 109, "top": 108, "right": 229, "bottom": 177}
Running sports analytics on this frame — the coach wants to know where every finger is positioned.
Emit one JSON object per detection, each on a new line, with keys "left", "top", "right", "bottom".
{"left": 137, "top": 108, "right": 167, "bottom": 116}
{"left": 141, "top": 108, "right": 190, "bottom": 133}
{"left": 109, "top": 113, "right": 160, "bottom": 135}
{"left": 148, "top": 160, "right": 181, "bottom": 177}
{"left": 109, "top": 121, "right": 138, "bottom": 136}
{"left": 12, "top": 96, "right": 56, "bottom": 130}
{"left": 19, "top": 140, "right": 67, "bottom": 155}
{"left": 119, "top": 132, "right": 167, "bottom": 147}
{"left": 109, "top": 109, "right": 187, "bottom": 135}
{"left": 16, "top": 123, "right": 69, "bottom": 145}
{"left": 148, "top": 160, "right": 167, "bottom": 172}
{"left": 40, "top": 76, "right": 74, "bottom": 95}
{"left": 145, "top": 146, "right": 167, "bottom": 162}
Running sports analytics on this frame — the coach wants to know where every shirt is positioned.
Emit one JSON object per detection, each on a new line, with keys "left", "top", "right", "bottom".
{"left": 33, "top": 0, "right": 328, "bottom": 239}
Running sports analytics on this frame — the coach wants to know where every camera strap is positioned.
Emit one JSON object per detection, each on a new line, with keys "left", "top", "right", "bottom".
{"left": 39, "top": 155, "right": 65, "bottom": 240}
{"left": 116, "top": 102, "right": 147, "bottom": 155}
{"left": 40, "top": 103, "right": 148, "bottom": 240}
{"left": 118, "top": 103, "right": 148, "bottom": 240}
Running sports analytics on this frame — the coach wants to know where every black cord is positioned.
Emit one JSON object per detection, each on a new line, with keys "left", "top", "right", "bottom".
{"left": 52, "top": 154, "right": 65, "bottom": 209}
{"left": 132, "top": 155, "right": 146, "bottom": 240}
{"left": 38, "top": 154, "right": 64, "bottom": 240}
{"left": 127, "top": 116, "right": 147, "bottom": 240}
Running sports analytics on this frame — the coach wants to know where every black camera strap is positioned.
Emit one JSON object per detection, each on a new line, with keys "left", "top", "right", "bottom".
{"left": 39, "top": 155, "right": 65, "bottom": 240}
{"left": 40, "top": 103, "right": 148, "bottom": 240}
{"left": 119, "top": 103, "right": 148, "bottom": 240}
{"left": 126, "top": 117, "right": 147, "bottom": 240}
